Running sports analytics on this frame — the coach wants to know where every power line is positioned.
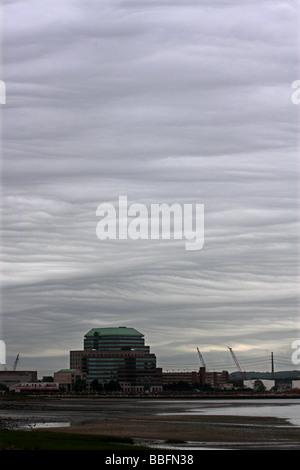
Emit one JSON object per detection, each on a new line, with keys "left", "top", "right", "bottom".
{"left": 160, "top": 352, "right": 297, "bottom": 373}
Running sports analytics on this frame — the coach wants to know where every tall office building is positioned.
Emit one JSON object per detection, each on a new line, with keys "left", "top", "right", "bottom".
{"left": 70, "top": 326, "right": 162, "bottom": 393}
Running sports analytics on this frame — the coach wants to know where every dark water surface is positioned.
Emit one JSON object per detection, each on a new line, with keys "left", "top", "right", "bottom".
{"left": 1, "top": 397, "right": 299, "bottom": 429}
{"left": 158, "top": 398, "right": 300, "bottom": 426}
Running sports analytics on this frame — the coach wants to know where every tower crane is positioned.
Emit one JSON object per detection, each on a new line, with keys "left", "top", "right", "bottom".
{"left": 197, "top": 348, "right": 206, "bottom": 369}
{"left": 228, "top": 347, "right": 246, "bottom": 380}
{"left": 13, "top": 354, "right": 20, "bottom": 371}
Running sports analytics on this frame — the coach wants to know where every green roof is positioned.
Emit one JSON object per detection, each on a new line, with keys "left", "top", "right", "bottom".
{"left": 85, "top": 327, "right": 144, "bottom": 338}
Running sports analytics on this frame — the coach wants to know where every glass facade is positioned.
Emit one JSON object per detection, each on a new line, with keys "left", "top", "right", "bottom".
{"left": 70, "top": 327, "right": 162, "bottom": 392}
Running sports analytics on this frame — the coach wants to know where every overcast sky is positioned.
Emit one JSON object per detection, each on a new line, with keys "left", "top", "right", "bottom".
{"left": 1, "top": 0, "right": 299, "bottom": 377}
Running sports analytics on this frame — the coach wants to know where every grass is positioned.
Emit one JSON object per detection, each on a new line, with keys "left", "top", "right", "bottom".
{"left": 0, "top": 429, "right": 151, "bottom": 450}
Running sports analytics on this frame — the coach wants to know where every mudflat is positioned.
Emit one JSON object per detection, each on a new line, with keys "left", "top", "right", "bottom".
{"left": 2, "top": 397, "right": 300, "bottom": 449}
{"left": 45, "top": 404, "right": 300, "bottom": 449}
{"left": 48, "top": 412, "right": 300, "bottom": 447}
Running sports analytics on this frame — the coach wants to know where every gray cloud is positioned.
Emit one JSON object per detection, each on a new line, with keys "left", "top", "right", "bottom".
{"left": 1, "top": 0, "right": 299, "bottom": 376}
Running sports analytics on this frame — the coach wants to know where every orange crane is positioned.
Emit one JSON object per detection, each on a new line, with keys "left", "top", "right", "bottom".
{"left": 228, "top": 347, "right": 246, "bottom": 380}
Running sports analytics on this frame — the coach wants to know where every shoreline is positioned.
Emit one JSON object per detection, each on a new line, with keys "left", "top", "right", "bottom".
{"left": 44, "top": 413, "right": 300, "bottom": 449}
{"left": 1, "top": 396, "right": 300, "bottom": 449}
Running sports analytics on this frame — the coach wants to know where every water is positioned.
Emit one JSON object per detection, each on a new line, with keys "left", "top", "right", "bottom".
{"left": 1, "top": 397, "right": 300, "bottom": 449}
{"left": 21, "top": 421, "right": 70, "bottom": 430}
{"left": 158, "top": 398, "right": 300, "bottom": 427}
{"left": 1, "top": 398, "right": 300, "bottom": 428}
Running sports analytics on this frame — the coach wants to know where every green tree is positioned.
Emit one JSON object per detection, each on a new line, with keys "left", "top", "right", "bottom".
{"left": 90, "top": 379, "right": 103, "bottom": 392}
{"left": 163, "top": 381, "right": 191, "bottom": 392}
{"left": 0, "top": 383, "right": 9, "bottom": 392}
{"left": 104, "top": 380, "right": 121, "bottom": 392}
{"left": 253, "top": 379, "right": 266, "bottom": 393}
{"left": 74, "top": 378, "right": 87, "bottom": 392}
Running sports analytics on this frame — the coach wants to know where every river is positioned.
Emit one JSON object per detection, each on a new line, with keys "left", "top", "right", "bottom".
{"left": 1, "top": 397, "right": 300, "bottom": 449}
{"left": 0, "top": 397, "right": 299, "bottom": 429}
{"left": 157, "top": 398, "right": 300, "bottom": 426}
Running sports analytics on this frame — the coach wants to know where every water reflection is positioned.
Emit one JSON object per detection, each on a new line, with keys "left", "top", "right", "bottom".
{"left": 158, "top": 399, "right": 300, "bottom": 426}
{"left": 21, "top": 421, "right": 70, "bottom": 430}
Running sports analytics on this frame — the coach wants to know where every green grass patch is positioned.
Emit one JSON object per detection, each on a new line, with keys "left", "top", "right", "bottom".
{"left": 0, "top": 429, "right": 150, "bottom": 450}
{"left": 0, "top": 393, "right": 39, "bottom": 401}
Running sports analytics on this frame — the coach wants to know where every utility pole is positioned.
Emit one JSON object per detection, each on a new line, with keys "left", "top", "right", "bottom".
{"left": 271, "top": 352, "right": 274, "bottom": 380}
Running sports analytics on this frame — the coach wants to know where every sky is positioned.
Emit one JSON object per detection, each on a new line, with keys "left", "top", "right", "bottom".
{"left": 1, "top": 0, "right": 299, "bottom": 378}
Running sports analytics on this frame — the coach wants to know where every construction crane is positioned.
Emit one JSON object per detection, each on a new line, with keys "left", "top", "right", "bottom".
{"left": 228, "top": 347, "right": 246, "bottom": 380}
{"left": 12, "top": 354, "right": 20, "bottom": 371}
{"left": 197, "top": 348, "right": 206, "bottom": 369}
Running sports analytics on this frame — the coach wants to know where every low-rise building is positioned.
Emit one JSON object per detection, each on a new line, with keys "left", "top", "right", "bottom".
{"left": 162, "top": 371, "right": 199, "bottom": 387}
{"left": 11, "top": 382, "right": 59, "bottom": 393}
{"left": 162, "top": 368, "right": 230, "bottom": 389}
{"left": 244, "top": 379, "right": 275, "bottom": 391}
{"left": 199, "top": 367, "right": 229, "bottom": 388}
{"left": 292, "top": 379, "right": 300, "bottom": 389}
{"left": 53, "top": 368, "right": 83, "bottom": 392}
{"left": 0, "top": 370, "right": 38, "bottom": 388}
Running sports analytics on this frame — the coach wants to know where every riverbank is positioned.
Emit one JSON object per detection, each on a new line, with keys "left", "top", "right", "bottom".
{"left": 1, "top": 396, "right": 300, "bottom": 449}
{"left": 0, "top": 429, "right": 151, "bottom": 450}
{"left": 44, "top": 413, "right": 300, "bottom": 450}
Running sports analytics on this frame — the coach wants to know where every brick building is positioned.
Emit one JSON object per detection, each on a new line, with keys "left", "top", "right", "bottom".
{"left": 0, "top": 370, "right": 37, "bottom": 388}
{"left": 162, "top": 371, "right": 199, "bottom": 387}
{"left": 199, "top": 367, "right": 229, "bottom": 388}
{"left": 53, "top": 368, "right": 83, "bottom": 392}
